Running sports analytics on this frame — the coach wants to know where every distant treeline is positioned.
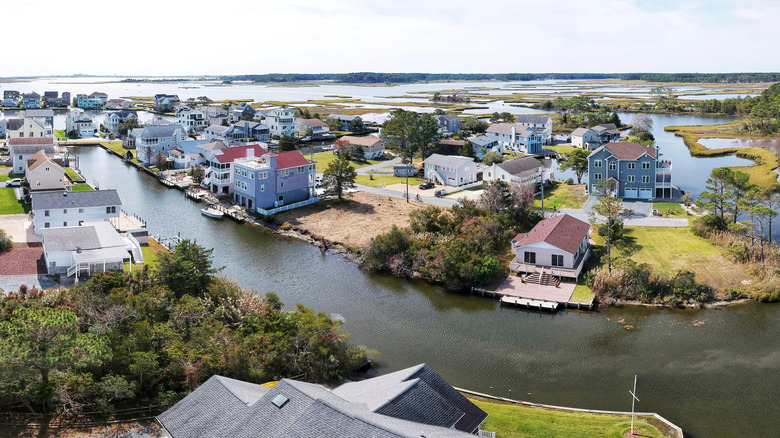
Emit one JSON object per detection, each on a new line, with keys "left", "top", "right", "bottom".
{"left": 217, "top": 72, "right": 780, "bottom": 84}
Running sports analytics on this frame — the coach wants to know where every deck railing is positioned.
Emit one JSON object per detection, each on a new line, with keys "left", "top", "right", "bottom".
{"left": 254, "top": 197, "right": 320, "bottom": 216}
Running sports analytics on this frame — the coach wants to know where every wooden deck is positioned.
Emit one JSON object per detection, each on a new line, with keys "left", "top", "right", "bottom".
{"left": 494, "top": 275, "right": 576, "bottom": 303}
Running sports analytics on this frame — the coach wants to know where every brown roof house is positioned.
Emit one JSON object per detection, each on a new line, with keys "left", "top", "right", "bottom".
{"left": 334, "top": 135, "right": 385, "bottom": 159}
{"left": 510, "top": 214, "right": 591, "bottom": 279}
{"left": 25, "top": 150, "right": 67, "bottom": 192}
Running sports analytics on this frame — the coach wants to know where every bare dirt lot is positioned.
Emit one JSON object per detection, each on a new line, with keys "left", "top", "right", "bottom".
{"left": 276, "top": 191, "right": 432, "bottom": 249}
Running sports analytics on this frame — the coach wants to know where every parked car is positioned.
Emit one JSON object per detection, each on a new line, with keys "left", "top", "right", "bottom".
{"left": 418, "top": 181, "right": 434, "bottom": 190}
{"left": 6, "top": 178, "right": 22, "bottom": 187}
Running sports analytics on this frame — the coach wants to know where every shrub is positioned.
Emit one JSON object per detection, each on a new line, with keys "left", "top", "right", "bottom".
{"left": 564, "top": 178, "right": 574, "bottom": 185}
{"left": 0, "top": 230, "right": 12, "bottom": 253}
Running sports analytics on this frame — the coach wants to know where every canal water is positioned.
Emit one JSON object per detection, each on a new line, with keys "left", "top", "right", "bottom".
{"left": 73, "top": 126, "right": 780, "bottom": 436}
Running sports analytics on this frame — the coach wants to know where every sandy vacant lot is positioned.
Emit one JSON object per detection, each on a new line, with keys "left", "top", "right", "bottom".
{"left": 276, "top": 191, "right": 432, "bottom": 249}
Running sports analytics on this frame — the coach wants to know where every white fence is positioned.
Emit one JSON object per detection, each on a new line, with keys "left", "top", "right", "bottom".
{"left": 255, "top": 197, "right": 320, "bottom": 216}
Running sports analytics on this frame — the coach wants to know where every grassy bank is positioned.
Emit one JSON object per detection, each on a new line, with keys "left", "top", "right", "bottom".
{"left": 65, "top": 167, "right": 85, "bottom": 182}
{"left": 70, "top": 183, "right": 94, "bottom": 192}
{"left": 665, "top": 123, "right": 779, "bottom": 188}
{"left": 311, "top": 151, "right": 383, "bottom": 169}
{"left": 355, "top": 174, "right": 425, "bottom": 187}
{"left": 471, "top": 398, "right": 673, "bottom": 438}
{"left": 534, "top": 183, "right": 588, "bottom": 210}
{"left": 123, "top": 239, "right": 167, "bottom": 273}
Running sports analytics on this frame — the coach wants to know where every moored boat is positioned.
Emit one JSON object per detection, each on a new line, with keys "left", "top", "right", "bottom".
{"left": 200, "top": 206, "right": 224, "bottom": 219}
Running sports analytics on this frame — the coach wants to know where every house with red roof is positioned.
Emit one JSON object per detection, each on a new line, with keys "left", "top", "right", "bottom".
{"left": 510, "top": 214, "right": 591, "bottom": 279}
{"left": 206, "top": 144, "right": 267, "bottom": 195}
{"left": 232, "top": 150, "right": 317, "bottom": 213}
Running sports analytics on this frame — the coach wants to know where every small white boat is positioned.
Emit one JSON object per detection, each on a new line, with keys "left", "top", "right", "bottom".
{"left": 200, "top": 206, "right": 224, "bottom": 219}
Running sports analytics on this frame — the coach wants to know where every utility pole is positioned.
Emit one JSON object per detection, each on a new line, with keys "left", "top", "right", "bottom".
{"left": 629, "top": 375, "right": 639, "bottom": 436}
{"left": 540, "top": 168, "right": 545, "bottom": 216}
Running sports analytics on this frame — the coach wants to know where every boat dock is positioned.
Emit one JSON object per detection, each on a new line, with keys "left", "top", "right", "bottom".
{"left": 472, "top": 273, "right": 595, "bottom": 312}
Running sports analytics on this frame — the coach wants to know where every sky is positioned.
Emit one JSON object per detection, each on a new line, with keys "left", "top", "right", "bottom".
{"left": 3, "top": 0, "right": 780, "bottom": 76}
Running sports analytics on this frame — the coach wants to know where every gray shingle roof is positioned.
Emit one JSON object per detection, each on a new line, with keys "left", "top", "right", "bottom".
{"left": 469, "top": 135, "right": 497, "bottom": 148}
{"left": 8, "top": 143, "right": 56, "bottom": 155}
{"left": 422, "top": 153, "right": 475, "bottom": 169}
{"left": 497, "top": 156, "right": 544, "bottom": 175}
{"left": 6, "top": 118, "right": 24, "bottom": 130}
{"left": 26, "top": 109, "right": 54, "bottom": 117}
{"left": 32, "top": 190, "right": 122, "bottom": 210}
{"left": 140, "top": 124, "right": 185, "bottom": 139}
{"left": 42, "top": 226, "right": 101, "bottom": 251}
{"left": 158, "top": 365, "right": 482, "bottom": 438}
{"left": 515, "top": 115, "right": 552, "bottom": 124}
{"left": 571, "top": 127, "right": 591, "bottom": 136}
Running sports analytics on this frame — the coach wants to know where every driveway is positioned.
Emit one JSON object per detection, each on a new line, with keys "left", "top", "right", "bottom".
{"left": 356, "top": 157, "right": 401, "bottom": 175}
{"left": 0, "top": 214, "right": 38, "bottom": 243}
{"left": 556, "top": 196, "right": 688, "bottom": 227}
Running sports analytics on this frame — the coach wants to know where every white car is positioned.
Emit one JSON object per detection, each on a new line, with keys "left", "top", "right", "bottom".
{"left": 6, "top": 178, "right": 22, "bottom": 187}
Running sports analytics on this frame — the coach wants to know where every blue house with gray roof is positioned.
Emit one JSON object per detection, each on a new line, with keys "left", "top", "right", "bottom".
{"left": 133, "top": 124, "right": 188, "bottom": 165}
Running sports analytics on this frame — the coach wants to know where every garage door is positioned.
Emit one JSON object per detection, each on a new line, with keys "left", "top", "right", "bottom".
{"left": 624, "top": 188, "right": 638, "bottom": 198}
{"left": 639, "top": 188, "right": 653, "bottom": 199}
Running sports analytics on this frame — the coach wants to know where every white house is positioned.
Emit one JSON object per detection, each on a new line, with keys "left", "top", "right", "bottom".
{"left": 468, "top": 135, "right": 502, "bottom": 159}
{"left": 31, "top": 190, "right": 122, "bottom": 235}
{"left": 483, "top": 156, "right": 552, "bottom": 188}
{"left": 42, "top": 222, "right": 133, "bottom": 277}
{"left": 571, "top": 127, "right": 599, "bottom": 149}
{"left": 25, "top": 150, "right": 67, "bottom": 193}
{"left": 7, "top": 117, "right": 52, "bottom": 139}
{"left": 510, "top": 213, "right": 590, "bottom": 280}
{"left": 485, "top": 123, "right": 516, "bottom": 149}
{"left": 106, "top": 99, "right": 132, "bottom": 109}
{"left": 422, "top": 154, "right": 478, "bottom": 187}
{"left": 9, "top": 137, "right": 56, "bottom": 174}
{"left": 334, "top": 135, "right": 385, "bottom": 159}
{"left": 176, "top": 107, "right": 207, "bottom": 133}
{"left": 65, "top": 109, "right": 97, "bottom": 137}
{"left": 296, "top": 118, "right": 330, "bottom": 139}
{"left": 258, "top": 108, "right": 298, "bottom": 138}
{"left": 515, "top": 115, "right": 553, "bottom": 144}
{"left": 104, "top": 111, "right": 138, "bottom": 135}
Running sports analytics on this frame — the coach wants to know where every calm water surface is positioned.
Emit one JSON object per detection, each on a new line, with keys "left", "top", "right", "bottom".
{"left": 73, "top": 113, "right": 780, "bottom": 436}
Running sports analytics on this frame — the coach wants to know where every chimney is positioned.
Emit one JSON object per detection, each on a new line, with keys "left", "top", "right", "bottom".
{"left": 246, "top": 148, "right": 254, "bottom": 159}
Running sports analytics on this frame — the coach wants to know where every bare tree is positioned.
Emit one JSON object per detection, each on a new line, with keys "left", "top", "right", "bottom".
{"left": 630, "top": 113, "right": 653, "bottom": 135}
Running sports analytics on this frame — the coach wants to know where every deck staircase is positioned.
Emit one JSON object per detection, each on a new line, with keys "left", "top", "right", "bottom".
{"left": 523, "top": 267, "right": 561, "bottom": 287}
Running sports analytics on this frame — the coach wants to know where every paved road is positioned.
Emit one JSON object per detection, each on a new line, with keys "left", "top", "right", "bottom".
{"left": 556, "top": 196, "right": 688, "bottom": 227}
{"left": 356, "top": 157, "right": 402, "bottom": 175}
{"left": 356, "top": 184, "right": 459, "bottom": 208}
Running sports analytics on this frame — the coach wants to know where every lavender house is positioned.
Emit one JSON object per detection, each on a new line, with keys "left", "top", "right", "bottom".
{"left": 232, "top": 150, "right": 317, "bottom": 213}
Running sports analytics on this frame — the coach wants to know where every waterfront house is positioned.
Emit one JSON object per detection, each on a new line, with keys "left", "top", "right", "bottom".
{"left": 169, "top": 140, "right": 223, "bottom": 169}
{"left": 25, "top": 150, "right": 66, "bottom": 193}
{"left": 42, "top": 222, "right": 133, "bottom": 277}
{"left": 258, "top": 107, "right": 298, "bottom": 138}
{"left": 106, "top": 98, "right": 132, "bottom": 110}
{"left": 7, "top": 117, "right": 53, "bottom": 139}
{"left": 422, "top": 153, "right": 477, "bottom": 187}
{"left": 232, "top": 150, "right": 316, "bottom": 212}
{"left": 65, "top": 109, "right": 97, "bottom": 137}
{"left": 31, "top": 189, "right": 122, "bottom": 235}
{"left": 203, "top": 106, "right": 229, "bottom": 126}
{"left": 206, "top": 144, "right": 268, "bottom": 195}
{"left": 515, "top": 115, "right": 553, "bottom": 144}
{"left": 484, "top": 156, "right": 551, "bottom": 188}
{"left": 134, "top": 124, "right": 188, "bottom": 165}
{"left": 296, "top": 118, "right": 330, "bottom": 139}
{"left": 486, "top": 123, "right": 542, "bottom": 153}
{"left": 587, "top": 142, "right": 672, "bottom": 199}
{"left": 104, "top": 110, "right": 138, "bottom": 135}
{"left": 231, "top": 120, "right": 270, "bottom": 142}
{"left": 3, "top": 90, "right": 20, "bottom": 107}
{"left": 572, "top": 123, "right": 621, "bottom": 149}
{"left": 510, "top": 213, "right": 590, "bottom": 280}
{"left": 436, "top": 139, "right": 466, "bottom": 155}
{"left": 176, "top": 107, "right": 207, "bottom": 133}
{"left": 516, "top": 126, "right": 544, "bottom": 154}
{"left": 229, "top": 102, "right": 256, "bottom": 122}
{"left": 75, "top": 92, "right": 108, "bottom": 109}
{"left": 9, "top": 137, "right": 56, "bottom": 173}
{"left": 156, "top": 363, "right": 486, "bottom": 437}
{"left": 334, "top": 135, "right": 385, "bottom": 158}
{"left": 433, "top": 114, "right": 462, "bottom": 134}
{"left": 486, "top": 123, "right": 515, "bottom": 148}
{"left": 26, "top": 109, "right": 54, "bottom": 128}
{"left": 22, "top": 92, "right": 41, "bottom": 109}
{"left": 327, "top": 113, "right": 363, "bottom": 131}
{"left": 203, "top": 124, "right": 230, "bottom": 142}
{"left": 154, "top": 94, "right": 180, "bottom": 112}
{"left": 468, "top": 135, "right": 501, "bottom": 159}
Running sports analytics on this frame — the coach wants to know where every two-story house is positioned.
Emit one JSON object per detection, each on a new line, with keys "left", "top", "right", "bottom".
{"left": 233, "top": 150, "right": 317, "bottom": 212}
{"left": 515, "top": 115, "right": 553, "bottom": 144}
{"left": 106, "top": 99, "right": 132, "bottom": 109}
{"left": 587, "top": 142, "right": 672, "bottom": 199}
{"left": 229, "top": 102, "right": 256, "bottom": 122}
{"left": 65, "top": 109, "right": 97, "bottom": 137}
{"left": 422, "top": 153, "right": 478, "bottom": 187}
{"left": 25, "top": 151, "right": 67, "bottom": 193}
{"left": 75, "top": 92, "right": 108, "bottom": 109}
{"left": 296, "top": 118, "right": 330, "bottom": 139}
{"left": 8, "top": 117, "right": 53, "bottom": 139}
{"left": 26, "top": 109, "right": 54, "bottom": 128}
{"left": 469, "top": 134, "right": 502, "bottom": 159}
{"left": 176, "top": 107, "right": 207, "bottom": 132}
{"left": 9, "top": 138, "right": 56, "bottom": 173}
{"left": 104, "top": 110, "right": 138, "bottom": 135}
{"left": 31, "top": 189, "right": 122, "bottom": 234}
{"left": 22, "top": 92, "right": 41, "bottom": 109}
{"left": 334, "top": 135, "right": 385, "bottom": 158}
{"left": 432, "top": 114, "right": 461, "bottom": 135}
{"left": 486, "top": 123, "right": 543, "bottom": 153}
{"left": 134, "top": 124, "right": 188, "bottom": 165}
{"left": 231, "top": 120, "right": 271, "bottom": 142}
{"left": 510, "top": 213, "right": 591, "bottom": 280}
{"left": 206, "top": 144, "right": 268, "bottom": 195}
{"left": 572, "top": 123, "right": 621, "bottom": 149}
{"left": 3, "top": 90, "right": 20, "bottom": 107}
{"left": 154, "top": 94, "right": 180, "bottom": 112}
{"left": 258, "top": 108, "right": 298, "bottom": 138}
{"left": 203, "top": 106, "right": 229, "bottom": 126}
{"left": 483, "top": 156, "right": 552, "bottom": 189}
{"left": 327, "top": 114, "right": 362, "bottom": 131}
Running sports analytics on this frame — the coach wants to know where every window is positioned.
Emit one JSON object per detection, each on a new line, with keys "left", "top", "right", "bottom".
{"left": 45, "top": 210, "right": 50, "bottom": 217}
{"left": 106, "top": 206, "right": 116, "bottom": 214}
{"left": 63, "top": 222, "right": 67, "bottom": 227}
{"left": 551, "top": 254, "right": 564, "bottom": 267}
{"left": 642, "top": 175, "right": 650, "bottom": 183}
{"left": 281, "top": 169, "right": 289, "bottom": 177}
{"left": 79, "top": 208, "right": 84, "bottom": 213}
{"left": 628, "top": 163, "right": 635, "bottom": 169}
{"left": 609, "top": 161, "right": 616, "bottom": 170}
{"left": 524, "top": 251, "right": 536, "bottom": 264}
{"left": 260, "top": 184, "right": 265, "bottom": 192}
{"left": 45, "top": 222, "right": 50, "bottom": 228}
{"left": 642, "top": 162, "right": 650, "bottom": 169}
{"left": 278, "top": 195, "right": 284, "bottom": 201}
{"left": 628, "top": 175, "right": 635, "bottom": 183}
{"left": 298, "top": 166, "right": 305, "bottom": 173}
{"left": 594, "top": 173, "right": 602, "bottom": 181}
{"left": 280, "top": 181, "right": 284, "bottom": 188}
{"left": 594, "top": 160, "right": 602, "bottom": 168}
{"left": 63, "top": 209, "right": 67, "bottom": 214}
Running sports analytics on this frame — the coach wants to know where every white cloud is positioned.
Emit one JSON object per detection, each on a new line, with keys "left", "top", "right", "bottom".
{"left": 1, "top": 0, "right": 778, "bottom": 76}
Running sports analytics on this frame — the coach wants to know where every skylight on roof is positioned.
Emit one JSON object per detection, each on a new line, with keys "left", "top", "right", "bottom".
{"left": 272, "top": 394, "right": 289, "bottom": 408}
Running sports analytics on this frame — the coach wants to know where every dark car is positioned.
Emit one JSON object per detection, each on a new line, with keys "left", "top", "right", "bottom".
{"left": 418, "top": 181, "right": 434, "bottom": 190}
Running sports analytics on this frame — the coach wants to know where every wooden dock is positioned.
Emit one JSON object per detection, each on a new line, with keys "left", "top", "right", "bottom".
{"left": 500, "top": 296, "right": 560, "bottom": 311}
{"left": 472, "top": 286, "right": 595, "bottom": 312}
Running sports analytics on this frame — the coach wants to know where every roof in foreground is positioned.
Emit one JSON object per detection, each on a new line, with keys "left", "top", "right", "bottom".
{"left": 32, "top": 190, "right": 122, "bottom": 210}
{"left": 512, "top": 214, "right": 589, "bottom": 254}
{"left": 42, "top": 222, "right": 125, "bottom": 252}
{"left": 157, "top": 367, "right": 478, "bottom": 438}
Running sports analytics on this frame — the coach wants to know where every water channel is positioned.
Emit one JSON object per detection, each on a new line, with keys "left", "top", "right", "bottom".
{"left": 71, "top": 110, "right": 780, "bottom": 436}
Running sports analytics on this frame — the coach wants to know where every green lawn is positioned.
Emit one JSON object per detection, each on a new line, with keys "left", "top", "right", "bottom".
{"left": 570, "top": 284, "right": 596, "bottom": 303}
{"left": 0, "top": 188, "right": 28, "bottom": 214}
{"left": 0, "top": 175, "right": 9, "bottom": 183}
{"left": 124, "top": 240, "right": 166, "bottom": 273}
{"left": 534, "top": 183, "right": 588, "bottom": 210}
{"left": 102, "top": 141, "right": 135, "bottom": 158}
{"left": 473, "top": 399, "right": 670, "bottom": 438}
{"left": 544, "top": 145, "right": 578, "bottom": 155}
{"left": 653, "top": 202, "right": 688, "bottom": 218}
{"left": 311, "top": 151, "right": 384, "bottom": 170}
{"left": 54, "top": 130, "right": 67, "bottom": 140}
{"left": 355, "top": 174, "right": 425, "bottom": 187}
{"left": 70, "top": 183, "right": 94, "bottom": 192}
{"left": 65, "top": 167, "right": 85, "bottom": 182}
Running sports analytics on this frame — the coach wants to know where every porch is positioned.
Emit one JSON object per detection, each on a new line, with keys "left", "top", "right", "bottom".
{"left": 510, "top": 248, "right": 590, "bottom": 280}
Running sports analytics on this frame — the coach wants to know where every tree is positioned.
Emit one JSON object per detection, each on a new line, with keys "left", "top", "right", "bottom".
{"left": 589, "top": 179, "right": 627, "bottom": 272}
{"left": 630, "top": 113, "right": 653, "bottom": 135}
{"left": 349, "top": 118, "right": 364, "bottom": 133}
{"left": 410, "top": 113, "right": 440, "bottom": 159}
{"left": 118, "top": 118, "right": 141, "bottom": 136}
{"left": 759, "top": 187, "right": 780, "bottom": 244}
{"left": 154, "top": 151, "right": 168, "bottom": 169}
{"left": 482, "top": 151, "right": 503, "bottom": 166}
{"left": 461, "top": 117, "right": 488, "bottom": 133}
{"left": 383, "top": 109, "right": 418, "bottom": 154}
{"left": 350, "top": 144, "right": 365, "bottom": 161}
{"left": 751, "top": 204, "right": 775, "bottom": 262}
{"left": 458, "top": 141, "right": 475, "bottom": 158}
{"left": 559, "top": 148, "right": 589, "bottom": 184}
{"left": 188, "top": 167, "right": 205, "bottom": 185}
{"left": 155, "top": 240, "right": 220, "bottom": 298}
{"left": 696, "top": 168, "right": 734, "bottom": 223}
{"left": 323, "top": 153, "right": 357, "bottom": 200}
{"left": 0, "top": 229, "right": 12, "bottom": 253}
{"left": 728, "top": 170, "right": 753, "bottom": 223}
{"left": 278, "top": 135, "right": 296, "bottom": 152}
